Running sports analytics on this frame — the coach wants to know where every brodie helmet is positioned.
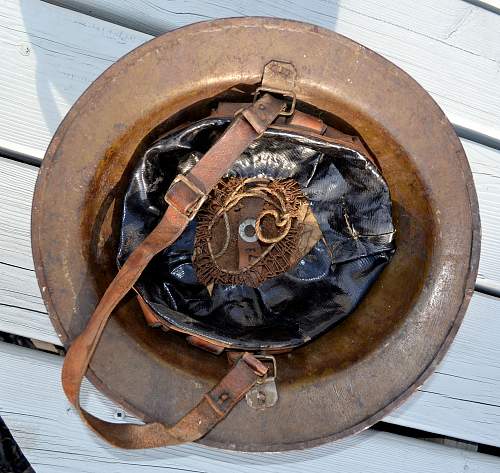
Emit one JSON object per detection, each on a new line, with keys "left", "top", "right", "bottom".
{"left": 32, "top": 18, "right": 479, "bottom": 451}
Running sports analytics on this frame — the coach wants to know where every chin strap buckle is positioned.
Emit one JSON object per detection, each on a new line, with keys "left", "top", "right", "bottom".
{"left": 246, "top": 355, "right": 279, "bottom": 410}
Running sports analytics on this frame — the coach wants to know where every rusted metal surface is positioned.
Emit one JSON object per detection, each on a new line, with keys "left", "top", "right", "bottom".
{"left": 32, "top": 18, "right": 480, "bottom": 451}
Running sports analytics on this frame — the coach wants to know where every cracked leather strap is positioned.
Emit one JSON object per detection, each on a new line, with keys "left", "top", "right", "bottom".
{"left": 61, "top": 93, "right": 285, "bottom": 449}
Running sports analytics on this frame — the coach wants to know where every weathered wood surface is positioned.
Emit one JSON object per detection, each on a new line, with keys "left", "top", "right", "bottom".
{"left": 1, "top": 341, "right": 500, "bottom": 473}
{"left": 0, "top": 0, "right": 498, "bottom": 469}
{"left": 2, "top": 0, "right": 500, "bottom": 288}
{"left": 464, "top": 0, "right": 500, "bottom": 15}
{"left": 2, "top": 136, "right": 500, "bottom": 311}
{"left": 1, "top": 152, "right": 500, "bottom": 446}
{"left": 2, "top": 0, "right": 500, "bottom": 290}
{"left": 1, "top": 0, "right": 500, "bottom": 161}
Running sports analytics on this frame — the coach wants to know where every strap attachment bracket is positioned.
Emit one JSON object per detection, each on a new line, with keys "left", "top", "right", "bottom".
{"left": 253, "top": 60, "right": 297, "bottom": 116}
{"left": 246, "top": 355, "right": 279, "bottom": 410}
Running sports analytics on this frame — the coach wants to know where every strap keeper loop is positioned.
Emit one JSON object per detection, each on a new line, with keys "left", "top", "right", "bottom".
{"left": 165, "top": 174, "right": 208, "bottom": 221}
{"left": 203, "top": 393, "right": 226, "bottom": 418}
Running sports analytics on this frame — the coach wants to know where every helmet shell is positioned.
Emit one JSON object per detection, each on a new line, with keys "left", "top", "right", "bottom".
{"left": 32, "top": 17, "right": 480, "bottom": 451}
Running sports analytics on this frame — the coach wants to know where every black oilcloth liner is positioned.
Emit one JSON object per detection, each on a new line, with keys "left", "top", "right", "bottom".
{"left": 118, "top": 117, "right": 395, "bottom": 350}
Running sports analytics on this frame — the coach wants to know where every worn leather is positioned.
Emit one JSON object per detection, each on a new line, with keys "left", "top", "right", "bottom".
{"left": 61, "top": 94, "right": 284, "bottom": 449}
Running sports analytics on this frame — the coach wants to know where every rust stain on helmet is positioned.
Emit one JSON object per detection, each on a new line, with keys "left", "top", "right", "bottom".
{"left": 31, "top": 17, "right": 480, "bottom": 451}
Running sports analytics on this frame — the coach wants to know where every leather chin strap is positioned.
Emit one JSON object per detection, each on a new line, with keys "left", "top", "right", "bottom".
{"left": 61, "top": 93, "right": 286, "bottom": 449}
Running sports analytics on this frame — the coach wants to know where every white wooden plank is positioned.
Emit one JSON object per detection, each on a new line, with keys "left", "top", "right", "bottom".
{"left": 0, "top": 158, "right": 36, "bottom": 271}
{"left": 0, "top": 150, "right": 500, "bottom": 444}
{"left": 1, "top": 0, "right": 500, "bottom": 163}
{"left": 386, "top": 292, "right": 500, "bottom": 447}
{"left": 460, "top": 140, "right": 499, "bottom": 287}
{"left": 1, "top": 341, "right": 499, "bottom": 473}
{"left": 0, "top": 157, "right": 59, "bottom": 343}
{"left": 464, "top": 0, "right": 500, "bottom": 15}
{"left": 0, "top": 261, "right": 58, "bottom": 344}
{"left": 50, "top": 0, "right": 500, "bottom": 67}
{"left": 463, "top": 140, "right": 500, "bottom": 286}
{"left": 0, "top": 0, "right": 149, "bottom": 161}
{"left": 1, "top": 138, "right": 499, "bottom": 292}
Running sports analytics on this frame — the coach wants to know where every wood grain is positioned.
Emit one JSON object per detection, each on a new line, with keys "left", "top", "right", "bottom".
{"left": 388, "top": 292, "right": 500, "bottom": 447}
{"left": 465, "top": 140, "right": 500, "bottom": 286}
{"left": 0, "top": 0, "right": 148, "bottom": 160}
{"left": 1, "top": 0, "right": 499, "bottom": 162}
{"left": 1, "top": 341, "right": 500, "bottom": 473}
{"left": 464, "top": 0, "right": 500, "bottom": 15}
{"left": 0, "top": 155, "right": 499, "bottom": 445}
{"left": 2, "top": 140, "right": 499, "bottom": 291}
{"left": 0, "top": 0, "right": 499, "bottom": 460}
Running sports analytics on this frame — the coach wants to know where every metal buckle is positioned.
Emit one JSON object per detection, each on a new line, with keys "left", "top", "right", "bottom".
{"left": 246, "top": 354, "right": 278, "bottom": 410}
{"left": 253, "top": 87, "right": 296, "bottom": 117}
{"left": 253, "top": 354, "right": 277, "bottom": 381}
{"left": 164, "top": 174, "right": 207, "bottom": 221}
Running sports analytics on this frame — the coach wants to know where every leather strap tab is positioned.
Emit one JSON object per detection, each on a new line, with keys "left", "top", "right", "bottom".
{"left": 212, "top": 102, "right": 326, "bottom": 135}
{"left": 61, "top": 93, "right": 284, "bottom": 448}
{"left": 78, "top": 354, "right": 266, "bottom": 449}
